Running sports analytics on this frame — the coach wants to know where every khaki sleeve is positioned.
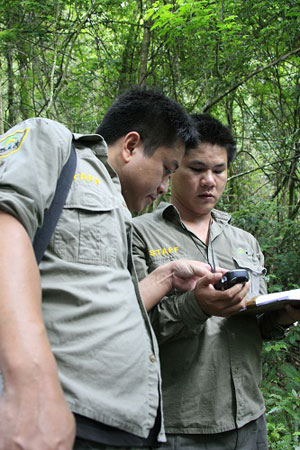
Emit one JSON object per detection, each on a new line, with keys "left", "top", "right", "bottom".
{"left": 149, "top": 291, "right": 209, "bottom": 345}
{"left": 0, "top": 118, "right": 73, "bottom": 240}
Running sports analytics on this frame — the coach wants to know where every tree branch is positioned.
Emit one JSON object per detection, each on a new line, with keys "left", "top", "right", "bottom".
{"left": 203, "top": 46, "right": 300, "bottom": 111}
{"left": 228, "top": 155, "right": 300, "bottom": 182}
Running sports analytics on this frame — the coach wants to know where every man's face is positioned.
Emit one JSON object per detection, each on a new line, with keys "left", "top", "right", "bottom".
{"left": 122, "top": 140, "right": 184, "bottom": 212}
{"left": 171, "top": 142, "right": 228, "bottom": 217}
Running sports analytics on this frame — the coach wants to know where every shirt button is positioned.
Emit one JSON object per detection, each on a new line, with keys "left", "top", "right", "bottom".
{"left": 149, "top": 354, "right": 156, "bottom": 363}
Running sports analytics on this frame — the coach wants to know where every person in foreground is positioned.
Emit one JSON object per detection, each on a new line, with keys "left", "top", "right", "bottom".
{"left": 0, "top": 88, "right": 220, "bottom": 450}
{"left": 132, "top": 113, "right": 300, "bottom": 450}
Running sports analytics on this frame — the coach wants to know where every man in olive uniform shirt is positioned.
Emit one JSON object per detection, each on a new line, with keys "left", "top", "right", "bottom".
{"left": 0, "top": 89, "right": 224, "bottom": 450}
{"left": 133, "top": 114, "right": 300, "bottom": 450}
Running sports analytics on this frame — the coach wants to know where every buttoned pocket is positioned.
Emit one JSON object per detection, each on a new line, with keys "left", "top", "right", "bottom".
{"left": 53, "top": 181, "right": 122, "bottom": 265}
{"left": 54, "top": 206, "right": 119, "bottom": 265}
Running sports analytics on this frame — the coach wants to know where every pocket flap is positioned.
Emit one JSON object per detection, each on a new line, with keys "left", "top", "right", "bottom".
{"left": 64, "top": 181, "right": 123, "bottom": 212}
{"left": 233, "top": 256, "right": 266, "bottom": 275}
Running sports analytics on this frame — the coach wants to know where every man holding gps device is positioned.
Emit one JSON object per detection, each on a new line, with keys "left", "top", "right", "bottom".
{"left": 133, "top": 113, "right": 299, "bottom": 450}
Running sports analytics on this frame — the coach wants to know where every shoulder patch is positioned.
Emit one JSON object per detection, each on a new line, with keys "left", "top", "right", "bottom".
{"left": 0, "top": 128, "right": 29, "bottom": 158}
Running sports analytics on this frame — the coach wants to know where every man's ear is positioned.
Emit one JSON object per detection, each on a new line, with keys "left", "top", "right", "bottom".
{"left": 121, "top": 132, "right": 142, "bottom": 163}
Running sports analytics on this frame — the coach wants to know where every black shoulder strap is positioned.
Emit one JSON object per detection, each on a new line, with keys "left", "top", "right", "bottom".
{"left": 33, "top": 143, "right": 77, "bottom": 264}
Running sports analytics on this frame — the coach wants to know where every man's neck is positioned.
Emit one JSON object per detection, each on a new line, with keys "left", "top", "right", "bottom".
{"left": 171, "top": 197, "right": 212, "bottom": 244}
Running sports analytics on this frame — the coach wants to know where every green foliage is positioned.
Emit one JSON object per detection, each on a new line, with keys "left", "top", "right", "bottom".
{"left": 227, "top": 198, "right": 300, "bottom": 292}
{"left": 262, "top": 326, "right": 300, "bottom": 449}
{"left": 0, "top": 0, "right": 299, "bottom": 443}
{"left": 228, "top": 200, "right": 300, "bottom": 291}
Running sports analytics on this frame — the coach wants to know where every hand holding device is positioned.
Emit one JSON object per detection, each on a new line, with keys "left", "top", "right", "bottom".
{"left": 214, "top": 269, "right": 249, "bottom": 291}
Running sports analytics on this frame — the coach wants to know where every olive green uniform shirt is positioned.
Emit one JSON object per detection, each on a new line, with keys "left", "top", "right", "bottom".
{"left": 0, "top": 118, "right": 164, "bottom": 441}
{"left": 132, "top": 202, "right": 279, "bottom": 434}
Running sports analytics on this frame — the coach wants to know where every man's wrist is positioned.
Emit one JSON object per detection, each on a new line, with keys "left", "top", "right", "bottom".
{"left": 154, "top": 262, "right": 174, "bottom": 291}
{"left": 139, "top": 262, "right": 175, "bottom": 311}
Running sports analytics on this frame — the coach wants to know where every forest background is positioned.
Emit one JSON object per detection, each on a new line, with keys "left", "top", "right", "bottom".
{"left": 0, "top": 0, "right": 299, "bottom": 448}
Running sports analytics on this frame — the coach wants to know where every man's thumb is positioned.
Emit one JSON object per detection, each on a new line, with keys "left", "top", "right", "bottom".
{"left": 196, "top": 272, "right": 223, "bottom": 287}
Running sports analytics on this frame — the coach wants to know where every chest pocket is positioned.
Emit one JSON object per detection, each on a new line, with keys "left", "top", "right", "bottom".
{"left": 233, "top": 254, "right": 266, "bottom": 297}
{"left": 52, "top": 180, "right": 123, "bottom": 266}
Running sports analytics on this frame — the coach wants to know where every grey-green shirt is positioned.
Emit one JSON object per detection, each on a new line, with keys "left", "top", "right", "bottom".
{"left": 0, "top": 118, "right": 164, "bottom": 441}
{"left": 133, "top": 202, "right": 278, "bottom": 434}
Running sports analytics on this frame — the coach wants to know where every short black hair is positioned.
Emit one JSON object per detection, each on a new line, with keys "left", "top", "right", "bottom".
{"left": 96, "top": 87, "right": 198, "bottom": 156}
{"left": 191, "top": 113, "right": 236, "bottom": 164}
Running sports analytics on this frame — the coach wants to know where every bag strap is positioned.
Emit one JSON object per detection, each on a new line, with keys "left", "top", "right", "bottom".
{"left": 33, "top": 143, "right": 77, "bottom": 264}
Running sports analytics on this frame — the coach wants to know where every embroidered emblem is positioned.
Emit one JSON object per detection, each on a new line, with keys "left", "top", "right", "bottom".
{"left": 0, "top": 128, "right": 29, "bottom": 158}
{"left": 237, "top": 247, "right": 244, "bottom": 255}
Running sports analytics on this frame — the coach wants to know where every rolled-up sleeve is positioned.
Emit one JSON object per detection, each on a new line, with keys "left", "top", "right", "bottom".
{"left": 0, "top": 118, "right": 72, "bottom": 239}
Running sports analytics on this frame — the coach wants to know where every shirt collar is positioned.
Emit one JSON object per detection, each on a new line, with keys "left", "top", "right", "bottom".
{"left": 156, "top": 201, "right": 231, "bottom": 239}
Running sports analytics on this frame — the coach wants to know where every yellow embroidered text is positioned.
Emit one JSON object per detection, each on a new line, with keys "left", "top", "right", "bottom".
{"left": 149, "top": 247, "right": 179, "bottom": 257}
{"left": 74, "top": 172, "right": 100, "bottom": 184}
